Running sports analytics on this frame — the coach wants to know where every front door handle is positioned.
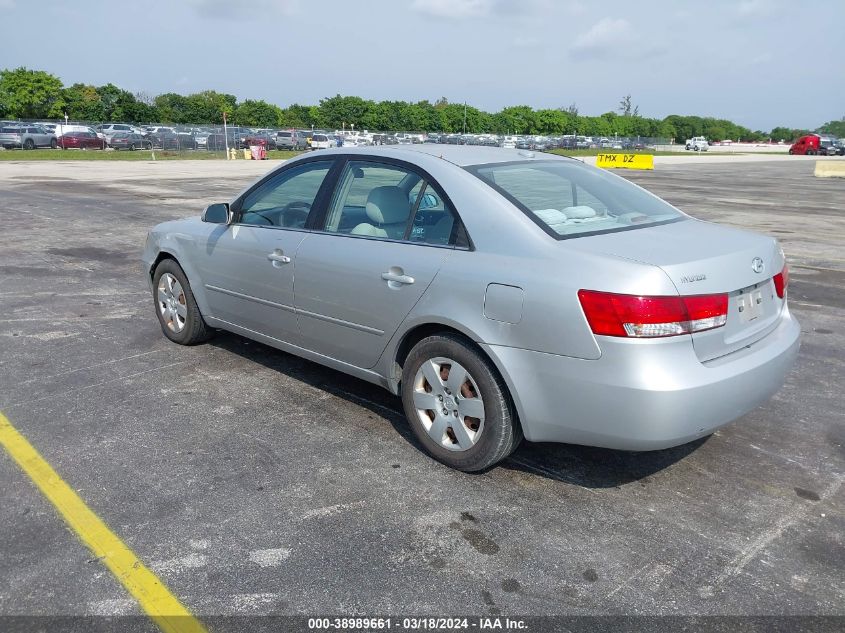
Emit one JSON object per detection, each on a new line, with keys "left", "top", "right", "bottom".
{"left": 267, "top": 251, "right": 291, "bottom": 265}
{"left": 382, "top": 268, "right": 415, "bottom": 288}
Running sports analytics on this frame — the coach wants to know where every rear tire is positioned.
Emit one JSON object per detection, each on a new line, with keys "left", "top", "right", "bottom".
{"left": 152, "top": 259, "right": 213, "bottom": 346}
{"left": 401, "top": 333, "right": 522, "bottom": 472}
{"left": 129, "top": 143, "right": 136, "bottom": 151}
{"left": 24, "top": 138, "right": 34, "bottom": 150}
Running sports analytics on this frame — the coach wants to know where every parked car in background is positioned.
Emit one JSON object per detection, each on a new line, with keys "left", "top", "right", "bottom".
{"left": 108, "top": 132, "right": 153, "bottom": 150}
{"left": 143, "top": 145, "right": 799, "bottom": 472}
{"left": 685, "top": 136, "right": 709, "bottom": 151}
{"left": 176, "top": 131, "right": 198, "bottom": 150}
{"left": 309, "top": 133, "right": 335, "bottom": 150}
{"left": 59, "top": 131, "right": 104, "bottom": 149}
{"left": 148, "top": 130, "right": 182, "bottom": 149}
{"left": 0, "top": 124, "right": 57, "bottom": 149}
{"left": 34, "top": 122, "right": 58, "bottom": 135}
{"left": 193, "top": 129, "right": 211, "bottom": 149}
{"left": 205, "top": 129, "right": 246, "bottom": 151}
{"left": 55, "top": 124, "right": 98, "bottom": 139}
{"left": 242, "top": 132, "right": 276, "bottom": 149}
{"left": 98, "top": 123, "right": 144, "bottom": 143}
{"left": 275, "top": 130, "right": 310, "bottom": 150}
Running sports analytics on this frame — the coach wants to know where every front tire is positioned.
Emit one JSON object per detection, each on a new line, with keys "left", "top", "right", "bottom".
{"left": 152, "top": 259, "right": 213, "bottom": 345}
{"left": 50, "top": 138, "right": 57, "bottom": 149}
{"left": 401, "top": 333, "right": 522, "bottom": 472}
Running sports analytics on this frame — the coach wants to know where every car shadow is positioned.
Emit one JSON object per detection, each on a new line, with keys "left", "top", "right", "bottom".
{"left": 208, "top": 332, "right": 706, "bottom": 489}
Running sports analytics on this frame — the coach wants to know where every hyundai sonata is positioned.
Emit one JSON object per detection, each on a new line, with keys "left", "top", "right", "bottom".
{"left": 142, "top": 146, "right": 800, "bottom": 471}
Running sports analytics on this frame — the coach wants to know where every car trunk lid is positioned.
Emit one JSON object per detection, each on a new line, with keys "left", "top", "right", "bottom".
{"left": 567, "top": 219, "right": 785, "bottom": 362}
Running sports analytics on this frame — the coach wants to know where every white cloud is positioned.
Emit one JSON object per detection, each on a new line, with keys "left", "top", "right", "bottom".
{"left": 737, "top": 0, "right": 775, "bottom": 18}
{"left": 188, "top": 0, "right": 298, "bottom": 19}
{"left": 568, "top": 17, "right": 666, "bottom": 61}
{"left": 569, "top": 17, "right": 634, "bottom": 59}
{"left": 410, "top": 0, "right": 493, "bottom": 19}
{"left": 410, "top": 0, "right": 542, "bottom": 20}
{"left": 513, "top": 36, "right": 540, "bottom": 48}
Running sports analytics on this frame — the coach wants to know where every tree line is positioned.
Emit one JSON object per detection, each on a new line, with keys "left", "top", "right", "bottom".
{"left": 0, "top": 67, "right": 839, "bottom": 142}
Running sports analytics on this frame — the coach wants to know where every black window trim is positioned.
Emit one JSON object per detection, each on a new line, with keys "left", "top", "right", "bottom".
{"left": 463, "top": 159, "right": 686, "bottom": 241}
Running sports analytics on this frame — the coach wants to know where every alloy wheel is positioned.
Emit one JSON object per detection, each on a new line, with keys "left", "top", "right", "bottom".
{"left": 157, "top": 273, "right": 187, "bottom": 333}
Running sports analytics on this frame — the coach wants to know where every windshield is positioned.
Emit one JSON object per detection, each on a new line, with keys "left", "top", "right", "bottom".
{"left": 467, "top": 159, "right": 685, "bottom": 239}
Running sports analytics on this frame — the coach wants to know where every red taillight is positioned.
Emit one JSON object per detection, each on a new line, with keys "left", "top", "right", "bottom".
{"left": 773, "top": 264, "right": 789, "bottom": 299}
{"left": 578, "top": 290, "right": 728, "bottom": 338}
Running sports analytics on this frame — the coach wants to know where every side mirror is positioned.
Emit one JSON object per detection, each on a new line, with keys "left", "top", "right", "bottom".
{"left": 202, "top": 203, "right": 231, "bottom": 224}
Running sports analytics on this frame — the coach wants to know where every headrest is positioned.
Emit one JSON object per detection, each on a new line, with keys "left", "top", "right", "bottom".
{"left": 366, "top": 186, "right": 409, "bottom": 225}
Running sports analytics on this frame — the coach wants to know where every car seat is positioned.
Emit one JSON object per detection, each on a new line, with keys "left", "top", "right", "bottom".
{"left": 351, "top": 186, "right": 410, "bottom": 239}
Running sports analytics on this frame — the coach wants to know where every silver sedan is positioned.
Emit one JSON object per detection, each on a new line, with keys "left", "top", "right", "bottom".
{"left": 142, "top": 146, "right": 800, "bottom": 471}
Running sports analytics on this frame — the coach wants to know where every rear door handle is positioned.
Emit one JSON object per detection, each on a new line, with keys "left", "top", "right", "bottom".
{"left": 267, "top": 251, "right": 291, "bottom": 264}
{"left": 382, "top": 269, "right": 415, "bottom": 287}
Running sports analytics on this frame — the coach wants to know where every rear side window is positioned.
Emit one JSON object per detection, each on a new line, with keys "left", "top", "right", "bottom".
{"left": 322, "top": 160, "right": 460, "bottom": 246}
{"left": 468, "top": 160, "right": 683, "bottom": 239}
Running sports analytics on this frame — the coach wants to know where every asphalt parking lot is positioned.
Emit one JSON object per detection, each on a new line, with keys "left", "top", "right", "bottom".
{"left": 0, "top": 158, "right": 843, "bottom": 626}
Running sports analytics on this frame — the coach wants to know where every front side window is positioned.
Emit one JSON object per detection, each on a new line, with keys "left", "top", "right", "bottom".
{"left": 468, "top": 160, "right": 684, "bottom": 239}
{"left": 322, "top": 160, "right": 459, "bottom": 246}
{"left": 238, "top": 161, "right": 332, "bottom": 228}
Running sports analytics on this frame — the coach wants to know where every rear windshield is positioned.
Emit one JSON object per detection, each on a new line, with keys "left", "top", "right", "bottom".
{"left": 467, "top": 159, "right": 684, "bottom": 239}
{"left": 1, "top": 127, "right": 20, "bottom": 133}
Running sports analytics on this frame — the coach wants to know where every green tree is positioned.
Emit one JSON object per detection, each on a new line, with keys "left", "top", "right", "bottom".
{"left": 318, "top": 94, "right": 374, "bottom": 130}
{"left": 184, "top": 90, "right": 236, "bottom": 124}
{"left": 0, "top": 67, "right": 65, "bottom": 118}
{"left": 154, "top": 93, "right": 190, "bottom": 123}
{"left": 234, "top": 99, "right": 283, "bottom": 127}
{"left": 493, "top": 106, "right": 535, "bottom": 134}
{"left": 63, "top": 83, "right": 105, "bottom": 121}
{"left": 817, "top": 117, "right": 845, "bottom": 137}
{"left": 279, "top": 103, "right": 313, "bottom": 128}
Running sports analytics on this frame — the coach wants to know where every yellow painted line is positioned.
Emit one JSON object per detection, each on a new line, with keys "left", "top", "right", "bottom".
{"left": 596, "top": 153, "right": 654, "bottom": 170}
{"left": 0, "top": 411, "right": 207, "bottom": 633}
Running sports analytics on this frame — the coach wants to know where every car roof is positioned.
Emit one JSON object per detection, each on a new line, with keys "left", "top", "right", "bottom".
{"left": 321, "top": 144, "right": 572, "bottom": 167}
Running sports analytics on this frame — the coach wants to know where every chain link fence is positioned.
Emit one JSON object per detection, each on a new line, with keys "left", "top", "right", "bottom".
{"left": 1, "top": 117, "right": 671, "bottom": 157}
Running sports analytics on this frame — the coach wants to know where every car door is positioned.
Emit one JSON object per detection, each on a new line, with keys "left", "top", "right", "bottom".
{"left": 29, "top": 127, "right": 46, "bottom": 147}
{"left": 294, "top": 158, "right": 463, "bottom": 369}
{"left": 191, "top": 159, "right": 335, "bottom": 344}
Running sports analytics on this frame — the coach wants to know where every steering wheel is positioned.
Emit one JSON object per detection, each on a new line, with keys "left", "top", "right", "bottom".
{"left": 281, "top": 201, "right": 311, "bottom": 228}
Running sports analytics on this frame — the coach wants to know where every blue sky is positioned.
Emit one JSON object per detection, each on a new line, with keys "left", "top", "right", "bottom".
{"left": 1, "top": 0, "right": 843, "bottom": 130}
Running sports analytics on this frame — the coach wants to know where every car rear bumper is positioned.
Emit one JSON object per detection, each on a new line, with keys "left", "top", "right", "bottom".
{"left": 483, "top": 307, "right": 800, "bottom": 450}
